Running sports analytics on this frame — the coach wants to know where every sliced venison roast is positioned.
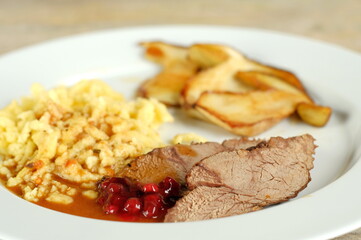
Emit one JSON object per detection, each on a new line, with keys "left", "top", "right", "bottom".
{"left": 164, "top": 134, "right": 316, "bottom": 222}
{"left": 119, "top": 142, "right": 225, "bottom": 184}
{"left": 119, "top": 138, "right": 263, "bottom": 185}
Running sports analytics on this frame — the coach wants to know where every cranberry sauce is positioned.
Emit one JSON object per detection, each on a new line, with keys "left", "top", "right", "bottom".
{"left": 96, "top": 176, "right": 181, "bottom": 221}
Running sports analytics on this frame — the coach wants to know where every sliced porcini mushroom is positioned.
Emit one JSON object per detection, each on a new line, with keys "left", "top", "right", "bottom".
{"left": 138, "top": 42, "right": 332, "bottom": 135}
{"left": 194, "top": 90, "right": 309, "bottom": 136}
{"left": 137, "top": 42, "right": 198, "bottom": 106}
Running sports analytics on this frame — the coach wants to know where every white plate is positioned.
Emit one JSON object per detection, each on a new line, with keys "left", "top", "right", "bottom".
{"left": 0, "top": 25, "right": 361, "bottom": 240}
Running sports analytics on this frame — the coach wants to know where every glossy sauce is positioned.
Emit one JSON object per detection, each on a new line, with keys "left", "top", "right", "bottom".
{"left": 4, "top": 178, "right": 160, "bottom": 223}
{"left": 175, "top": 145, "right": 198, "bottom": 157}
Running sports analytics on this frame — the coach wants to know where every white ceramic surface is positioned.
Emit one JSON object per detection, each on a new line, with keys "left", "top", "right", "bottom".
{"left": 0, "top": 25, "right": 361, "bottom": 240}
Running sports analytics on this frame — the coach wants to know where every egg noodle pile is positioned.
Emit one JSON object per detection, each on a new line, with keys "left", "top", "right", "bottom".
{"left": 0, "top": 80, "right": 173, "bottom": 204}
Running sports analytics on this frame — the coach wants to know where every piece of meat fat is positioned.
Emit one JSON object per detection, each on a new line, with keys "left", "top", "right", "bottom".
{"left": 165, "top": 134, "right": 316, "bottom": 222}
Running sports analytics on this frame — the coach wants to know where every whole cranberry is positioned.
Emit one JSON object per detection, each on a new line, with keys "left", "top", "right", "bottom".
{"left": 123, "top": 197, "right": 142, "bottom": 215}
{"left": 142, "top": 183, "right": 159, "bottom": 193}
{"left": 103, "top": 204, "right": 120, "bottom": 215}
{"left": 110, "top": 195, "right": 127, "bottom": 206}
{"left": 142, "top": 193, "right": 164, "bottom": 218}
{"left": 159, "top": 177, "right": 180, "bottom": 197}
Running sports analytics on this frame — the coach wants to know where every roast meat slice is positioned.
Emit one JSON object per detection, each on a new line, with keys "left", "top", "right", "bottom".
{"left": 119, "top": 142, "right": 226, "bottom": 184}
{"left": 119, "top": 138, "right": 263, "bottom": 185}
{"left": 164, "top": 134, "right": 316, "bottom": 222}
{"left": 164, "top": 186, "right": 263, "bottom": 221}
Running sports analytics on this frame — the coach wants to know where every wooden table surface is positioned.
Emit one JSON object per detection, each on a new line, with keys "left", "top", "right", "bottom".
{"left": 0, "top": 0, "right": 360, "bottom": 239}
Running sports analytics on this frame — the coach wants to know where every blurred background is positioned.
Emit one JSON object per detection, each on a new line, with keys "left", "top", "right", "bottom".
{"left": 0, "top": 0, "right": 360, "bottom": 239}
{"left": 0, "top": 0, "right": 360, "bottom": 54}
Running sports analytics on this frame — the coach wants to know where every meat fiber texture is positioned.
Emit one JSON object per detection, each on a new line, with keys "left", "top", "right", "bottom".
{"left": 120, "top": 138, "right": 263, "bottom": 185}
{"left": 164, "top": 134, "right": 316, "bottom": 222}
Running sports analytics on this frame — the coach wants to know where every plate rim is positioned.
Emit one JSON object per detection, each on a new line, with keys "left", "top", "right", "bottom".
{"left": 0, "top": 24, "right": 361, "bottom": 240}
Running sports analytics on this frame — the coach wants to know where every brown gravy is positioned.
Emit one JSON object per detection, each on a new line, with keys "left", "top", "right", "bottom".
{"left": 4, "top": 178, "right": 159, "bottom": 223}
